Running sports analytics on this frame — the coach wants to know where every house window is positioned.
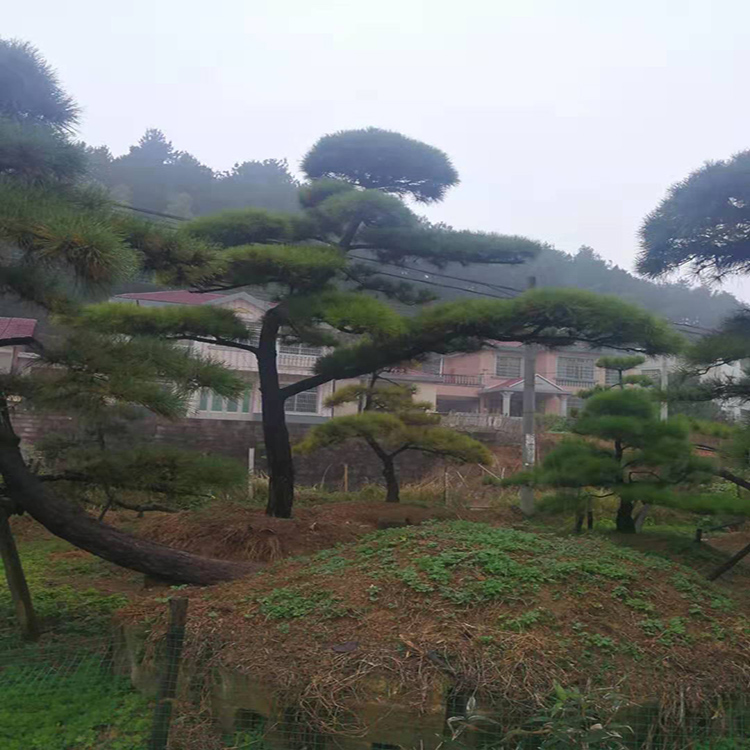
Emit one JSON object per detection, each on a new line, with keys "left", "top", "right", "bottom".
{"left": 198, "top": 388, "right": 252, "bottom": 414}
{"left": 557, "top": 357, "right": 595, "bottom": 384}
{"left": 285, "top": 389, "right": 319, "bottom": 414}
{"left": 496, "top": 354, "right": 523, "bottom": 378}
{"left": 641, "top": 369, "right": 662, "bottom": 385}
{"left": 604, "top": 369, "right": 620, "bottom": 386}
{"left": 279, "top": 341, "right": 323, "bottom": 357}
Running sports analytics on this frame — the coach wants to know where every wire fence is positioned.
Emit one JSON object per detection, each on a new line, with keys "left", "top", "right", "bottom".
{"left": 1, "top": 594, "right": 750, "bottom": 750}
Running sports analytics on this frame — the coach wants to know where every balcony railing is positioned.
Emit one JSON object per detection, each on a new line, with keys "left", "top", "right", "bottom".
{"left": 554, "top": 378, "right": 596, "bottom": 389}
{"left": 439, "top": 373, "right": 483, "bottom": 386}
{"left": 440, "top": 411, "right": 522, "bottom": 434}
{"left": 277, "top": 353, "right": 319, "bottom": 372}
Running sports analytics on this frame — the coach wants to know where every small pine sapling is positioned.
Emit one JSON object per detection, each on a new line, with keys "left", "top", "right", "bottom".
{"left": 296, "top": 378, "right": 491, "bottom": 503}
{"left": 507, "top": 387, "right": 716, "bottom": 533}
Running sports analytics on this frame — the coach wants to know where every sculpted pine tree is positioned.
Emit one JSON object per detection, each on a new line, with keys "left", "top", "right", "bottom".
{"left": 508, "top": 388, "right": 714, "bottom": 533}
{"left": 86, "top": 128, "right": 686, "bottom": 518}
{"left": 296, "top": 380, "right": 491, "bottom": 503}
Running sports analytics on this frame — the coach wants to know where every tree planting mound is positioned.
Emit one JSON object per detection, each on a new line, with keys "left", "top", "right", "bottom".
{"left": 125, "top": 521, "right": 750, "bottom": 734}
{"left": 128, "top": 501, "right": 519, "bottom": 562}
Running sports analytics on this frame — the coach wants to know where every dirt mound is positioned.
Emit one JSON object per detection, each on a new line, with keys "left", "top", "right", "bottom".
{"left": 131, "top": 501, "right": 512, "bottom": 563}
{"left": 124, "top": 521, "right": 750, "bottom": 737}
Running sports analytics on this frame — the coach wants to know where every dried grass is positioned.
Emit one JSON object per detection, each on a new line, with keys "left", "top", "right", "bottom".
{"left": 120, "top": 521, "right": 750, "bottom": 742}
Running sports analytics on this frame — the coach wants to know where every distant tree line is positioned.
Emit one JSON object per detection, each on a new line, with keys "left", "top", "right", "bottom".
{"left": 84, "top": 128, "right": 300, "bottom": 217}
{"left": 82, "top": 132, "right": 740, "bottom": 328}
{"left": 410, "top": 245, "right": 741, "bottom": 329}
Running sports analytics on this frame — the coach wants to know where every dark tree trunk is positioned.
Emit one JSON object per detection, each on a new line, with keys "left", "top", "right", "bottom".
{"left": 257, "top": 313, "right": 295, "bottom": 518}
{"left": 574, "top": 512, "right": 584, "bottom": 534}
{"left": 382, "top": 455, "right": 400, "bottom": 503}
{"left": 616, "top": 498, "right": 636, "bottom": 534}
{"left": 0, "top": 406, "right": 261, "bottom": 585}
{"left": 0, "top": 509, "right": 39, "bottom": 641}
{"left": 363, "top": 434, "right": 400, "bottom": 503}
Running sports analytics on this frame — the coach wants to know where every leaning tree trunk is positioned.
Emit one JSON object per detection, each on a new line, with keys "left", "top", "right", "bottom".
{"left": 615, "top": 498, "right": 636, "bottom": 533}
{"left": 708, "top": 540, "right": 750, "bottom": 581}
{"left": 0, "top": 407, "right": 261, "bottom": 585}
{"left": 257, "top": 317, "right": 295, "bottom": 519}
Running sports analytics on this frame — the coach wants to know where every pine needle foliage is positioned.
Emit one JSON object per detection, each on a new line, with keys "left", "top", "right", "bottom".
{"left": 638, "top": 150, "right": 750, "bottom": 279}
{"left": 0, "top": 38, "right": 79, "bottom": 129}
{"left": 302, "top": 127, "right": 459, "bottom": 203}
{"left": 297, "top": 381, "right": 490, "bottom": 502}
{"left": 507, "top": 388, "right": 716, "bottom": 532}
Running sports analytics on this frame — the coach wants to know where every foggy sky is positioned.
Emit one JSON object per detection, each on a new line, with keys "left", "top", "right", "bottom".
{"left": 6, "top": 1, "right": 750, "bottom": 299}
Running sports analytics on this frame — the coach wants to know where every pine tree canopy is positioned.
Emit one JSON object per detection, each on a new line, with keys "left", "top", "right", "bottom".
{"left": 302, "top": 127, "right": 459, "bottom": 203}
{"left": 595, "top": 355, "right": 646, "bottom": 373}
{"left": 638, "top": 150, "right": 750, "bottom": 279}
{"left": 316, "top": 289, "right": 684, "bottom": 382}
{"left": 507, "top": 387, "right": 718, "bottom": 526}
{"left": 296, "top": 382, "right": 491, "bottom": 468}
{"left": 38, "top": 441, "right": 245, "bottom": 500}
{"left": 0, "top": 38, "right": 79, "bottom": 129}
{"left": 688, "top": 311, "right": 750, "bottom": 367}
{"left": 4, "top": 330, "right": 244, "bottom": 419}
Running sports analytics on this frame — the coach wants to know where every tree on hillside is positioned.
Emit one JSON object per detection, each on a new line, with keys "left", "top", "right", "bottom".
{"left": 85, "top": 130, "right": 300, "bottom": 216}
{"left": 401, "top": 245, "right": 740, "bottom": 328}
{"left": 81, "top": 127, "right": 686, "bottom": 519}
{"left": 507, "top": 388, "right": 715, "bottom": 533}
{"left": 296, "top": 379, "right": 491, "bottom": 502}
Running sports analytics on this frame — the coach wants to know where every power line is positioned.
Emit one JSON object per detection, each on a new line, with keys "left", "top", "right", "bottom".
{"left": 117, "top": 201, "right": 720, "bottom": 335}
{"left": 113, "top": 202, "right": 188, "bottom": 222}
{"left": 356, "top": 268, "right": 515, "bottom": 300}
{"left": 348, "top": 253, "right": 526, "bottom": 295}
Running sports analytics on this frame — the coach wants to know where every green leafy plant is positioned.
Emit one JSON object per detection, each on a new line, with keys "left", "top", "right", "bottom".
{"left": 511, "top": 683, "right": 632, "bottom": 749}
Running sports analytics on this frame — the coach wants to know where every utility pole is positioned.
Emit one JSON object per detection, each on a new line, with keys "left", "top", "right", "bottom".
{"left": 520, "top": 276, "right": 537, "bottom": 516}
{"left": 660, "top": 355, "right": 669, "bottom": 421}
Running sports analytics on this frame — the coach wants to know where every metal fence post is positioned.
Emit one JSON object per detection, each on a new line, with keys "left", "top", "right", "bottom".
{"left": 149, "top": 597, "right": 189, "bottom": 750}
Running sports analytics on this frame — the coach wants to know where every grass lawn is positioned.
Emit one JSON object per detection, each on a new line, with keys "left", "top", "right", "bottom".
{"left": 0, "top": 525, "right": 151, "bottom": 749}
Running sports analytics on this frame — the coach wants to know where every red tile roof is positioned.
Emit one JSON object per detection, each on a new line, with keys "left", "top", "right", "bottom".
{"left": 115, "top": 291, "right": 224, "bottom": 305}
{"left": 0, "top": 317, "right": 37, "bottom": 343}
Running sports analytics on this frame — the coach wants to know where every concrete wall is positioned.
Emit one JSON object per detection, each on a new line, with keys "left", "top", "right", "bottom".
{"left": 10, "top": 410, "right": 520, "bottom": 492}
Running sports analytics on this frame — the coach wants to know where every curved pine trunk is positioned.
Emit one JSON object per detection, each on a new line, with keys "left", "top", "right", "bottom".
{"left": 0, "top": 414, "right": 261, "bottom": 585}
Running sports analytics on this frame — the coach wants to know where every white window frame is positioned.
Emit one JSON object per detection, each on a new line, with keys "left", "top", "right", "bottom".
{"left": 557, "top": 356, "right": 596, "bottom": 384}
{"left": 198, "top": 388, "right": 253, "bottom": 414}
{"left": 284, "top": 388, "right": 319, "bottom": 414}
{"left": 604, "top": 368, "right": 620, "bottom": 386}
{"left": 495, "top": 354, "right": 523, "bottom": 378}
